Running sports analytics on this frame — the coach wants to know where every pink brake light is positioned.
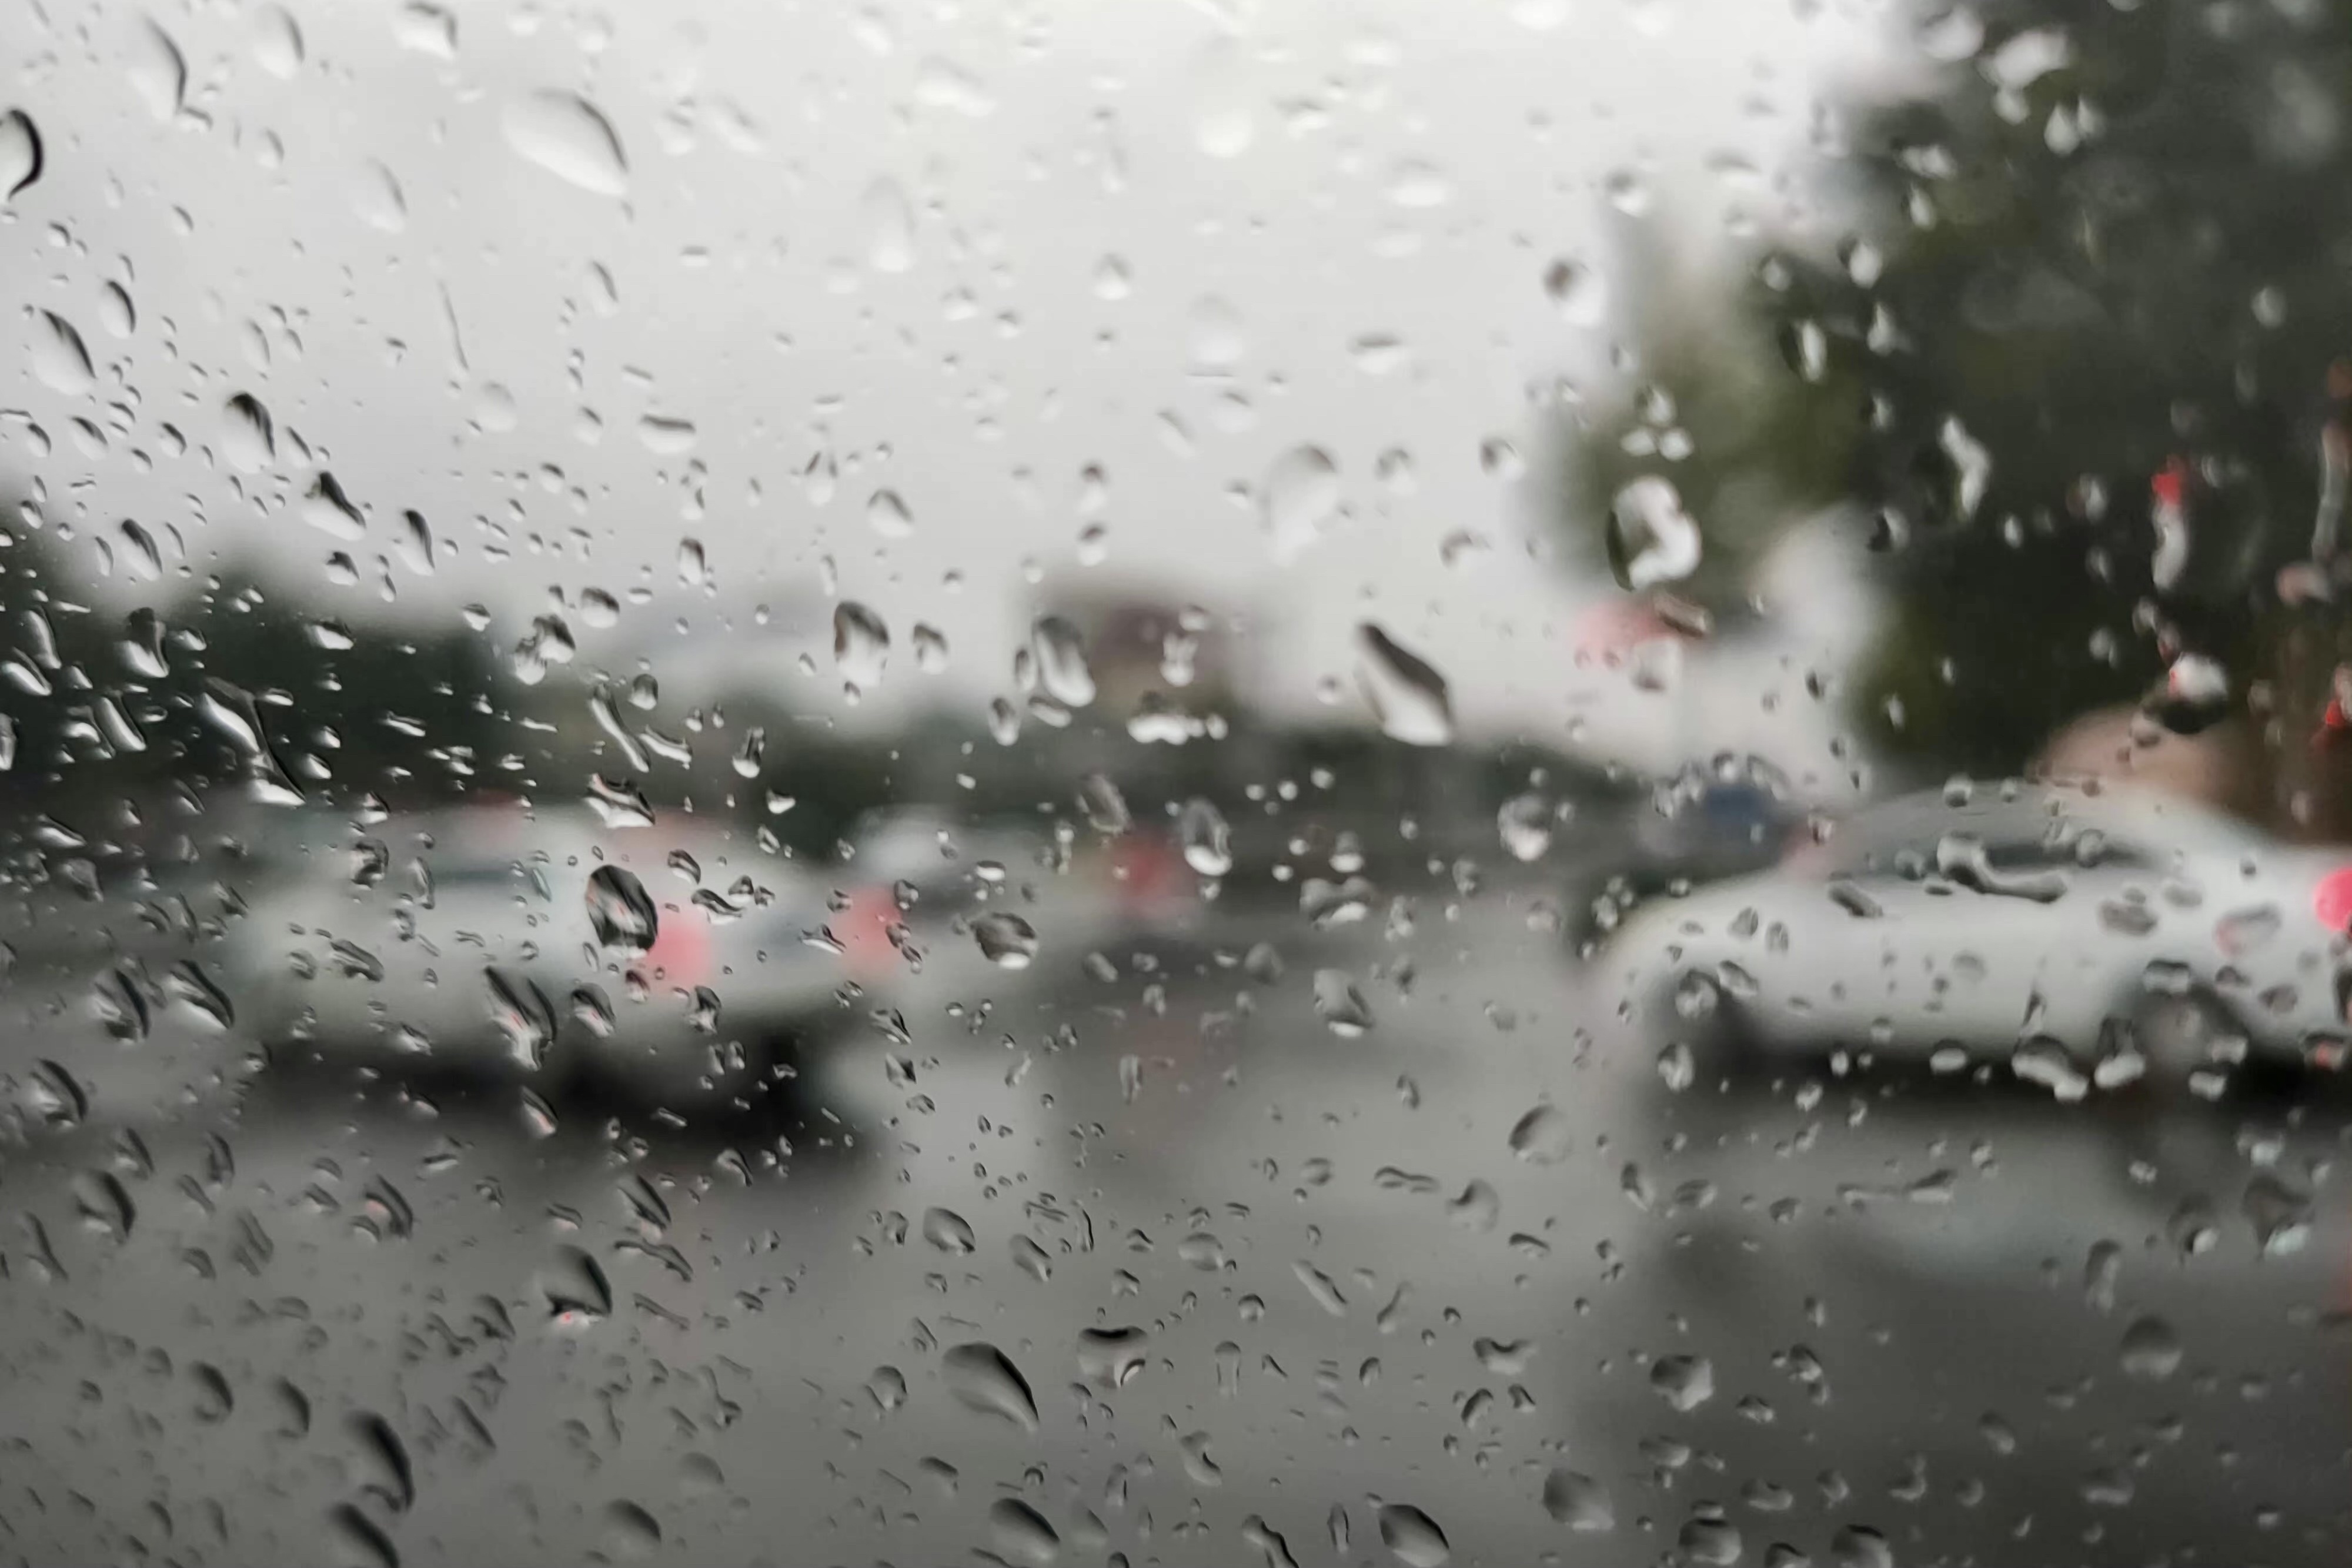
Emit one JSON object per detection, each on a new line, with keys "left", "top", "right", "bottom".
{"left": 2313, "top": 867, "right": 2352, "bottom": 933}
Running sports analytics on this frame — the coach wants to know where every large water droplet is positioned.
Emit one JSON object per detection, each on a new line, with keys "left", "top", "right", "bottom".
{"left": 503, "top": 91, "right": 629, "bottom": 196}
{"left": 943, "top": 1342, "right": 1038, "bottom": 1431}
{"left": 834, "top": 601, "right": 890, "bottom": 690}
{"left": 349, "top": 158, "right": 406, "bottom": 232}
{"left": 486, "top": 967, "right": 557, "bottom": 1070}
{"left": 1077, "top": 1325, "right": 1150, "bottom": 1388}
{"left": 1508, "top": 1104, "right": 1571, "bottom": 1164}
{"left": 586, "top": 864, "right": 657, "bottom": 954}
{"left": 32, "top": 311, "right": 94, "bottom": 394}
{"left": 252, "top": 5, "right": 304, "bottom": 77}
{"left": 302, "top": 472, "right": 368, "bottom": 541}
{"left": 1180, "top": 797, "right": 1231, "bottom": 875}
{"left": 1606, "top": 476, "right": 1703, "bottom": 591}
{"left": 2119, "top": 1313, "right": 2181, "bottom": 1380}
{"left": 537, "top": 1243, "right": 612, "bottom": 1323}
{"left": 921, "top": 1206, "right": 975, "bottom": 1253}
{"left": 973, "top": 912, "right": 1040, "bottom": 969}
{"left": 1496, "top": 793, "right": 1555, "bottom": 862}
{"left": 987, "top": 1499, "right": 1061, "bottom": 1567}
{"left": 1543, "top": 256, "right": 1608, "bottom": 325}
{"left": 1314, "top": 969, "right": 1374, "bottom": 1037}
{"left": 0, "top": 110, "right": 42, "bottom": 204}
{"left": 1375, "top": 1503, "right": 1450, "bottom": 1567}
{"left": 1031, "top": 616, "right": 1095, "bottom": 707}
{"left": 128, "top": 18, "right": 187, "bottom": 121}
{"left": 863, "top": 176, "right": 915, "bottom": 272}
{"left": 1261, "top": 445, "right": 1340, "bottom": 562}
{"left": 1355, "top": 624, "right": 1454, "bottom": 745}
{"left": 600, "top": 1502, "right": 661, "bottom": 1561}
{"left": 223, "top": 393, "right": 275, "bottom": 473}
{"left": 1651, "top": 1353, "right": 1715, "bottom": 1411}
{"left": 1542, "top": 1469, "right": 1613, "bottom": 1532}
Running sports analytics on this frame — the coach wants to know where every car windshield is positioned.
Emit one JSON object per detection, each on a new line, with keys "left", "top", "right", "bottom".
{"left": 14, "top": 4, "right": 2352, "bottom": 1566}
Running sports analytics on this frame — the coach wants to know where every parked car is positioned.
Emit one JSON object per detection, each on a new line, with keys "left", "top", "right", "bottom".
{"left": 1564, "top": 778, "right": 1803, "bottom": 950}
{"left": 227, "top": 804, "right": 893, "bottom": 1117}
{"left": 1605, "top": 783, "right": 2352, "bottom": 1094}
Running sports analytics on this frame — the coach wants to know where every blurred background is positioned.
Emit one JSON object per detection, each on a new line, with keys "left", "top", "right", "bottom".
{"left": 9, "top": 0, "right": 2352, "bottom": 1563}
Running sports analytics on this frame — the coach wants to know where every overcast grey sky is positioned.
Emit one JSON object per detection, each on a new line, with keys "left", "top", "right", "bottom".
{"left": 5, "top": 0, "right": 1891, "bottom": 793}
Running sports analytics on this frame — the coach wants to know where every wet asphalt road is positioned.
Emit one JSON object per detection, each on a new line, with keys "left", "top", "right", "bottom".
{"left": 3, "top": 885, "right": 2352, "bottom": 1567}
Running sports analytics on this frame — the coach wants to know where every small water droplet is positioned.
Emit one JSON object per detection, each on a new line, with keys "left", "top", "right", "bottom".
{"left": 1314, "top": 969, "right": 1374, "bottom": 1037}
{"left": 1261, "top": 445, "right": 1341, "bottom": 561}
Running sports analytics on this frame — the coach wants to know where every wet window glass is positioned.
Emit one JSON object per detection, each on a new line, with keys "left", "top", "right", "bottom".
{"left": 11, "top": 1, "right": 2352, "bottom": 1565}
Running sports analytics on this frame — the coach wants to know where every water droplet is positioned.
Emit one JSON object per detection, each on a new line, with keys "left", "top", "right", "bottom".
{"left": 1651, "top": 1353, "right": 1716, "bottom": 1412}
{"left": 1179, "top": 797, "right": 1231, "bottom": 875}
{"left": 637, "top": 414, "right": 697, "bottom": 454}
{"left": 863, "top": 176, "right": 915, "bottom": 272}
{"left": 395, "top": 4, "right": 456, "bottom": 57}
{"left": 585, "top": 865, "right": 657, "bottom": 954}
{"left": 485, "top": 968, "right": 557, "bottom": 1070}
{"left": 1077, "top": 1325, "right": 1150, "bottom": 1388}
{"left": 1542, "top": 1468, "right": 1613, "bottom": 1532}
{"left": 1543, "top": 256, "right": 1608, "bottom": 325}
{"left": 1832, "top": 1524, "right": 1894, "bottom": 1568}
{"left": 1375, "top": 1503, "right": 1450, "bottom": 1567}
{"left": 921, "top": 1206, "right": 975, "bottom": 1254}
{"left": 1355, "top": 623, "right": 1454, "bottom": 745}
{"left": 1261, "top": 444, "right": 1340, "bottom": 561}
{"left": 943, "top": 1342, "right": 1038, "bottom": 1431}
{"left": 128, "top": 18, "right": 187, "bottom": 121}
{"left": 1447, "top": 1180, "right": 1501, "bottom": 1233}
{"left": 601, "top": 1500, "right": 662, "bottom": 1561}
{"left": 1077, "top": 774, "right": 1130, "bottom": 834}
{"left": 32, "top": 311, "right": 94, "bottom": 394}
{"left": 867, "top": 489, "right": 915, "bottom": 539}
{"left": 834, "top": 601, "right": 890, "bottom": 690}
{"left": 1031, "top": 616, "right": 1095, "bottom": 707}
{"left": 1180, "top": 1430, "right": 1223, "bottom": 1487}
{"left": 503, "top": 91, "right": 629, "bottom": 196}
{"left": 223, "top": 393, "right": 275, "bottom": 472}
{"left": 1496, "top": 793, "right": 1554, "bottom": 861}
{"left": 349, "top": 158, "right": 406, "bottom": 232}
{"left": 536, "top": 1244, "right": 612, "bottom": 1323}
{"left": 1244, "top": 1516, "right": 1301, "bottom": 1568}
{"left": 0, "top": 110, "right": 42, "bottom": 204}
{"left": 1508, "top": 1104, "right": 1571, "bottom": 1164}
{"left": 74, "top": 1169, "right": 134, "bottom": 1240}
{"left": 252, "top": 4, "right": 303, "bottom": 76}
{"left": 973, "top": 911, "right": 1040, "bottom": 969}
{"left": 1314, "top": 969, "right": 1374, "bottom": 1037}
{"left": 2119, "top": 1314, "right": 2181, "bottom": 1380}
{"left": 302, "top": 472, "right": 368, "bottom": 541}
{"left": 1607, "top": 476, "right": 1703, "bottom": 590}
{"left": 913, "top": 623, "right": 950, "bottom": 672}
{"left": 2147, "top": 653, "right": 2229, "bottom": 735}
{"left": 987, "top": 1499, "right": 1061, "bottom": 1567}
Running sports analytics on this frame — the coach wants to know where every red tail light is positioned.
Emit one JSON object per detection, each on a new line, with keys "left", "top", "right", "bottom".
{"left": 2312, "top": 867, "right": 2352, "bottom": 933}
{"left": 647, "top": 907, "right": 713, "bottom": 985}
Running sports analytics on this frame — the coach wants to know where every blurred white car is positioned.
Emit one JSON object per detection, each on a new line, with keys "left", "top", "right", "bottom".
{"left": 1606, "top": 783, "right": 2352, "bottom": 1095}
{"left": 228, "top": 804, "right": 901, "bottom": 1115}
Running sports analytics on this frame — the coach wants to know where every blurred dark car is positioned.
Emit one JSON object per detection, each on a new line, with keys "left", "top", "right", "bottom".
{"left": 1565, "top": 779, "right": 1802, "bottom": 950}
